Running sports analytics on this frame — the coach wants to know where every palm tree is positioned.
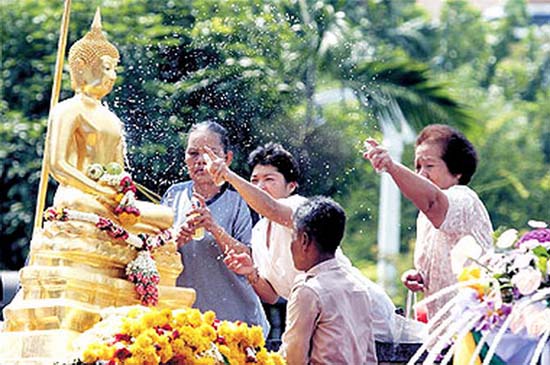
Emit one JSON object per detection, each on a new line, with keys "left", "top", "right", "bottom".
{"left": 282, "top": 0, "right": 474, "bottom": 292}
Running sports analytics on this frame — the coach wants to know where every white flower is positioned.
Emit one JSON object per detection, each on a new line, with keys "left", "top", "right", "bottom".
{"left": 451, "top": 235, "right": 483, "bottom": 275}
{"left": 496, "top": 228, "right": 518, "bottom": 249}
{"left": 511, "top": 253, "right": 537, "bottom": 271}
{"left": 525, "top": 308, "right": 550, "bottom": 337}
{"left": 511, "top": 267, "right": 542, "bottom": 296}
{"left": 509, "top": 307, "right": 526, "bottom": 334}
{"left": 528, "top": 220, "right": 548, "bottom": 229}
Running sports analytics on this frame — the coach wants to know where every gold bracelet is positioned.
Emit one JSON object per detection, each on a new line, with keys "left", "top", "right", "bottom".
{"left": 246, "top": 267, "right": 260, "bottom": 285}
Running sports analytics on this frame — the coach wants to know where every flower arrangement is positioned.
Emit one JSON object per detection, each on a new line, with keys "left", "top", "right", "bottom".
{"left": 44, "top": 207, "right": 171, "bottom": 306}
{"left": 408, "top": 220, "right": 550, "bottom": 365}
{"left": 86, "top": 162, "right": 140, "bottom": 226}
{"left": 74, "top": 306, "right": 285, "bottom": 365}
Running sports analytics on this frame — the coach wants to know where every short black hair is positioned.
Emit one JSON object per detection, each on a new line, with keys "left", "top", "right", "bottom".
{"left": 293, "top": 196, "right": 346, "bottom": 254}
{"left": 416, "top": 124, "right": 478, "bottom": 185}
{"left": 188, "top": 121, "right": 230, "bottom": 153}
{"left": 247, "top": 142, "right": 300, "bottom": 183}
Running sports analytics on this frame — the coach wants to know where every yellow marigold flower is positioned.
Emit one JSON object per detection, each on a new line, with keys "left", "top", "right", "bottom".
{"left": 188, "top": 309, "right": 203, "bottom": 327}
{"left": 218, "top": 344, "right": 231, "bottom": 358}
{"left": 156, "top": 336, "right": 173, "bottom": 363}
{"left": 134, "top": 331, "right": 153, "bottom": 349}
{"left": 233, "top": 323, "right": 248, "bottom": 344}
{"left": 131, "top": 345, "right": 160, "bottom": 365}
{"left": 177, "top": 346, "right": 195, "bottom": 361}
{"left": 82, "top": 342, "right": 103, "bottom": 363}
{"left": 141, "top": 312, "right": 158, "bottom": 328}
{"left": 123, "top": 358, "right": 141, "bottom": 365}
{"left": 120, "top": 319, "right": 133, "bottom": 334}
{"left": 142, "top": 328, "right": 161, "bottom": 343}
{"left": 203, "top": 310, "right": 216, "bottom": 324}
{"left": 458, "top": 266, "right": 485, "bottom": 297}
{"left": 218, "top": 322, "right": 237, "bottom": 344}
{"left": 197, "top": 357, "right": 217, "bottom": 365}
{"left": 227, "top": 351, "right": 246, "bottom": 365}
{"left": 200, "top": 324, "right": 216, "bottom": 340}
{"left": 127, "top": 307, "right": 145, "bottom": 318}
{"left": 271, "top": 353, "right": 286, "bottom": 365}
{"left": 256, "top": 348, "right": 273, "bottom": 365}
{"left": 458, "top": 267, "right": 481, "bottom": 282}
{"left": 249, "top": 326, "right": 265, "bottom": 347}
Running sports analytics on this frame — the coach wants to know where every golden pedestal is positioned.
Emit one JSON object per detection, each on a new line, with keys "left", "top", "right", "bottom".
{"left": 1, "top": 223, "right": 195, "bottom": 363}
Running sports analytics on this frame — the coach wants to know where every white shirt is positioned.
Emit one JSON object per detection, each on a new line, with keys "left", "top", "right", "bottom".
{"left": 251, "top": 194, "right": 307, "bottom": 299}
{"left": 280, "top": 258, "right": 378, "bottom": 365}
{"left": 415, "top": 185, "right": 493, "bottom": 316}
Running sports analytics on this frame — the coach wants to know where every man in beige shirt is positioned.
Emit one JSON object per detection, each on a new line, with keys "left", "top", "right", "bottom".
{"left": 280, "top": 196, "right": 377, "bottom": 365}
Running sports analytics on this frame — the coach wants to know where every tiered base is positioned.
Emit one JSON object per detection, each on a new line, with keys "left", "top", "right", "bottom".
{"left": 1, "top": 218, "right": 196, "bottom": 363}
{"left": 0, "top": 329, "right": 80, "bottom": 364}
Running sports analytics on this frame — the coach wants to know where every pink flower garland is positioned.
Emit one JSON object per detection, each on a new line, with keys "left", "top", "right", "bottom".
{"left": 44, "top": 207, "right": 171, "bottom": 306}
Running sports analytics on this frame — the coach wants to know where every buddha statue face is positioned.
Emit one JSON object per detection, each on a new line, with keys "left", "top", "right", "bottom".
{"left": 68, "top": 9, "right": 120, "bottom": 100}
{"left": 77, "top": 55, "right": 118, "bottom": 99}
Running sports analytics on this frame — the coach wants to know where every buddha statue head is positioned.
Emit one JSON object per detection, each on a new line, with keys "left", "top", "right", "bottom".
{"left": 68, "top": 8, "right": 120, "bottom": 99}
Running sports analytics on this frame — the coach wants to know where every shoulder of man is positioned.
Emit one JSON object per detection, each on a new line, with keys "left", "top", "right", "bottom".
{"left": 289, "top": 270, "right": 323, "bottom": 298}
{"left": 279, "top": 194, "right": 308, "bottom": 210}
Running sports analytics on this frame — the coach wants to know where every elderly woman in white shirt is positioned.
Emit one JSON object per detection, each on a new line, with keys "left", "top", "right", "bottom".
{"left": 364, "top": 124, "right": 493, "bottom": 319}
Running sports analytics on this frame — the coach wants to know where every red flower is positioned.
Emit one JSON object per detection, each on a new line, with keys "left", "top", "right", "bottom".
{"left": 114, "top": 333, "right": 132, "bottom": 343}
{"left": 96, "top": 217, "right": 111, "bottom": 229}
{"left": 212, "top": 319, "right": 221, "bottom": 329}
{"left": 245, "top": 346, "right": 257, "bottom": 363}
{"left": 120, "top": 176, "right": 137, "bottom": 194}
{"left": 172, "top": 329, "right": 180, "bottom": 339}
{"left": 114, "top": 347, "right": 132, "bottom": 360}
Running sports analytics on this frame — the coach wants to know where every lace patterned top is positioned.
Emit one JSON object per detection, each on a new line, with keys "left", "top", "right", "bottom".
{"left": 414, "top": 185, "right": 493, "bottom": 317}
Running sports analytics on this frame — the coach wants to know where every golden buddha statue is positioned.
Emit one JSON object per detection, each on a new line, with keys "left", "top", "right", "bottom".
{"left": 0, "top": 9, "right": 195, "bottom": 363}
{"left": 50, "top": 9, "right": 171, "bottom": 234}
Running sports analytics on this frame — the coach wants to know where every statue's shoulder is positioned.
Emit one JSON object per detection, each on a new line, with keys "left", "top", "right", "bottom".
{"left": 49, "top": 96, "right": 83, "bottom": 122}
{"left": 50, "top": 95, "right": 120, "bottom": 122}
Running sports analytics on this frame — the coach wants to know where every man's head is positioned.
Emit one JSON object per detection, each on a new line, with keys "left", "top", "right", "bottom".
{"left": 248, "top": 142, "right": 300, "bottom": 199}
{"left": 290, "top": 197, "right": 346, "bottom": 271}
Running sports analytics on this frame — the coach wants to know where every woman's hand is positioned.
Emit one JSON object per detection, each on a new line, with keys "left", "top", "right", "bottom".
{"left": 175, "top": 223, "right": 195, "bottom": 248}
{"left": 401, "top": 269, "right": 425, "bottom": 292}
{"left": 186, "top": 192, "right": 219, "bottom": 233}
{"left": 203, "top": 146, "right": 229, "bottom": 186}
{"left": 223, "top": 250, "right": 255, "bottom": 276}
{"left": 362, "top": 138, "right": 395, "bottom": 173}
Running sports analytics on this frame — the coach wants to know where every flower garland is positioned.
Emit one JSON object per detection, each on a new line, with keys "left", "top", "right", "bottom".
{"left": 86, "top": 162, "right": 140, "bottom": 226}
{"left": 408, "top": 220, "right": 550, "bottom": 365}
{"left": 77, "top": 306, "right": 285, "bottom": 365}
{"left": 44, "top": 207, "right": 171, "bottom": 306}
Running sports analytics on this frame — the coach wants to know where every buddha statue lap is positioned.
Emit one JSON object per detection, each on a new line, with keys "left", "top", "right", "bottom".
{"left": 0, "top": 9, "right": 195, "bottom": 363}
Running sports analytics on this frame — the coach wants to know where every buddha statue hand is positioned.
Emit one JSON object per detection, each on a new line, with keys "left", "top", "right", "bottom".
{"left": 86, "top": 162, "right": 141, "bottom": 226}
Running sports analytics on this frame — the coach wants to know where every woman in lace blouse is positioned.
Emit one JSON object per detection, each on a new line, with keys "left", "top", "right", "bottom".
{"left": 363, "top": 124, "right": 493, "bottom": 319}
